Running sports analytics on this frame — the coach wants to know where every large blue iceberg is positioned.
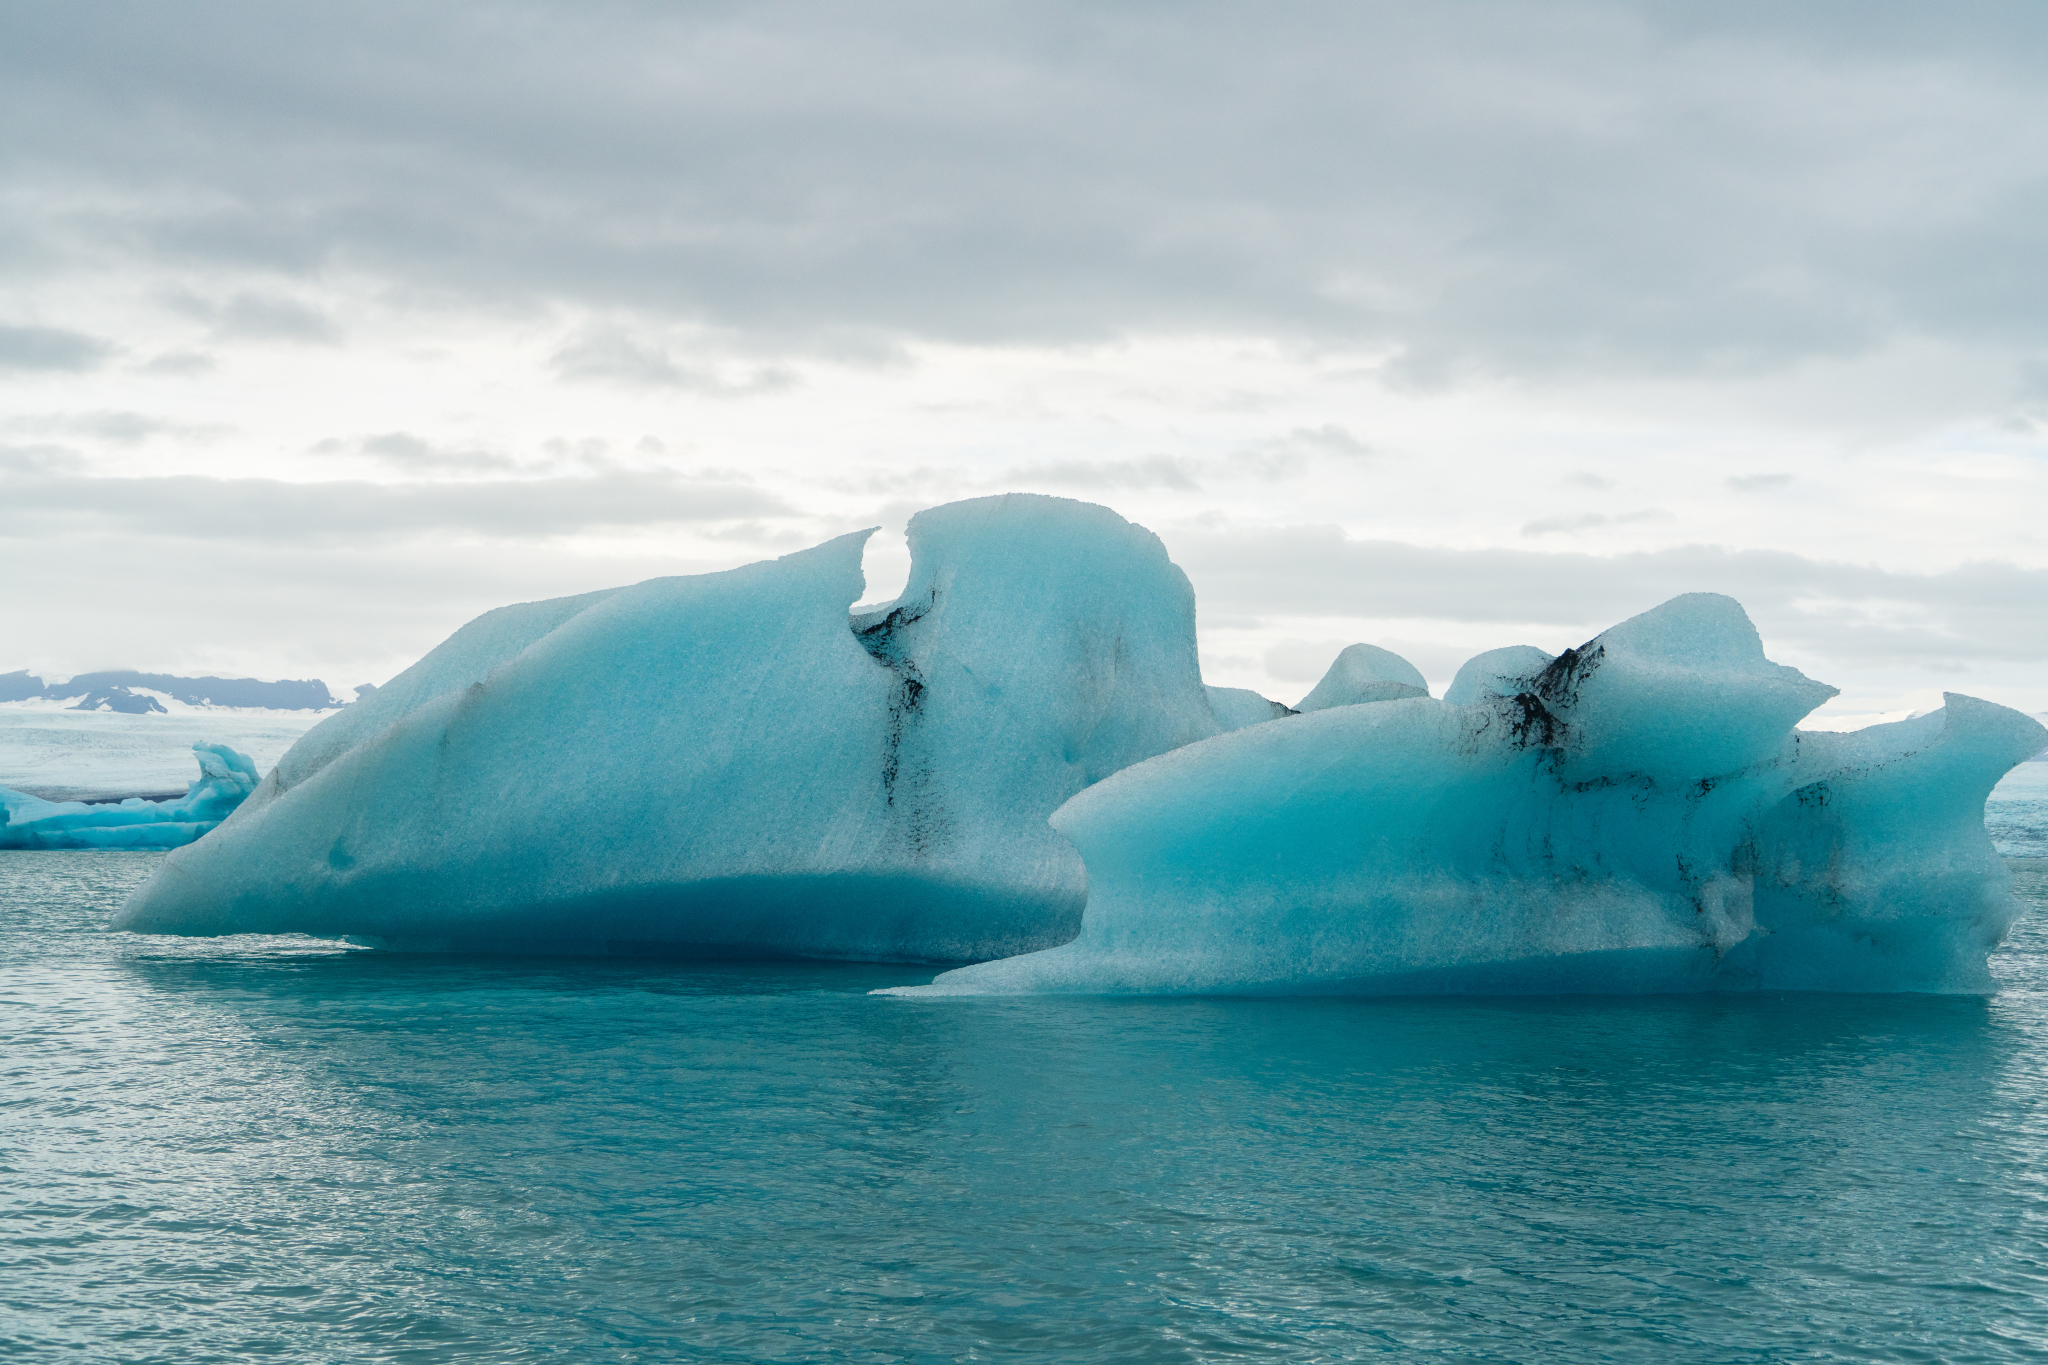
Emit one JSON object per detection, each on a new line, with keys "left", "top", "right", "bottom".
{"left": 114, "top": 496, "right": 2043, "bottom": 994}
{"left": 892, "top": 594, "right": 2046, "bottom": 997}
{"left": 1, "top": 743, "right": 259, "bottom": 850}
{"left": 117, "top": 496, "right": 1231, "bottom": 960}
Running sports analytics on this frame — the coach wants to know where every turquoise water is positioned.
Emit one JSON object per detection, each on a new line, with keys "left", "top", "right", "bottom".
{"left": 4, "top": 769, "right": 2047, "bottom": 1362}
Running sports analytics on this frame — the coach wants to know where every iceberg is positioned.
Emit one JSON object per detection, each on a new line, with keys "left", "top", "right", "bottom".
{"left": 1, "top": 743, "right": 259, "bottom": 850}
{"left": 891, "top": 594, "right": 2047, "bottom": 998}
{"left": 116, "top": 495, "right": 1226, "bottom": 961}
{"left": 1295, "top": 642, "right": 1430, "bottom": 710}
{"left": 111, "top": 497, "right": 2040, "bottom": 994}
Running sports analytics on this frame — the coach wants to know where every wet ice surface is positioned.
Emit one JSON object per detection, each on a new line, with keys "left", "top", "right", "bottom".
{"left": 6, "top": 830, "right": 2048, "bottom": 1362}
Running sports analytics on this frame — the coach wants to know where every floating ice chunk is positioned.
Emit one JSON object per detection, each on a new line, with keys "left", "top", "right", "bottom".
{"left": 117, "top": 495, "right": 1222, "bottom": 961}
{"left": 1205, "top": 686, "right": 1294, "bottom": 731}
{"left": 1441, "top": 645, "right": 1555, "bottom": 707}
{"left": 1294, "top": 643, "right": 1429, "bottom": 711}
{"left": 0, "top": 742, "right": 259, "bottom": 850}
{"left": 889, "top": 594, "right": 2047, "bottom": 998}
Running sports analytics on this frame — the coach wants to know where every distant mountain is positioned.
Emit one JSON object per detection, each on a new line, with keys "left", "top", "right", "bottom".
{"left": 0, "top": 669, "right": 346, "bottom": 713}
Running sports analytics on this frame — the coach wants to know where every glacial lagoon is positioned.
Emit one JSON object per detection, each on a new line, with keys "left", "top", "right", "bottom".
{"left": 4, "top": 767, "right": 2045, "bottom": 1362}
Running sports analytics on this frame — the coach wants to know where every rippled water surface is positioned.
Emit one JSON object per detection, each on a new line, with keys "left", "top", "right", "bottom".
{"left": 6, "top": 773, "right": 2048, "bottom": 1362}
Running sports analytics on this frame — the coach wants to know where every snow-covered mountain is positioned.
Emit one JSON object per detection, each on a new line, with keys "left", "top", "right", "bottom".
{"left": 0, "top": 670, "right": 351, "bottom": 714}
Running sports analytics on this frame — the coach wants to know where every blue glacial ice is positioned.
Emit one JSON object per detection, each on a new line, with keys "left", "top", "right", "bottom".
{"left": 890, "top": 593, "right": 2047, "bottom": 997}
{"left": 113, "top": 496, "right": 2042, "bottom": 995}
{"left": 1205, "top": 686, "right": 1295, "bottom": 731}
{"left": 1295, "top": 642, "right": 1431, "bottom": 710}
{"left": 117, "top": 496, "right": 1231, "bottom": 960}
{"left": 1441, "top": 644, "right": 1557, "bottom": 706}
{"left": 1, "top": 743, "right": 258, "bottom": 850}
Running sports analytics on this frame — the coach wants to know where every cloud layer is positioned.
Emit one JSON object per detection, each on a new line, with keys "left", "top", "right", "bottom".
{"left": 9, "top": 2, "right": 2048, "bottom": 375}
{"left": 1175, "top": 526, "right": 2048, "bottom": 668}
{"left": 0, "top": 462, "right": 789, "bottom": 544}
{"left": 1, "top": 2, "right": 2043, "bottom": 714}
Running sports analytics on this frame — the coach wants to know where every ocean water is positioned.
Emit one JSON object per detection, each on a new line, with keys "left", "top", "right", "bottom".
{"left": 4, "top": 769, "right": 2047, "bottom": 1362}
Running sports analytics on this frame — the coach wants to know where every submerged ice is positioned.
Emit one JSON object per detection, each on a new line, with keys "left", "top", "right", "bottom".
{"left": 114, "top": 495, "right": 2042, "bottom": 995}
{"left": 1, "top": 743, "right": 258, "bottom": 850}
{"left": 895, "top": 595, "right": 2046, "bottom": 997}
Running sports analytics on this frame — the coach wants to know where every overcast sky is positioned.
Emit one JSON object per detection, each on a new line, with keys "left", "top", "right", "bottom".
{"left": 4, "top": 1, "right": 2046, "bottom": 715}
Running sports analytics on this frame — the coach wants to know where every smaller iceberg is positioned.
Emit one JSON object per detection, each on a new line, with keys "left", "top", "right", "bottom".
{"left": 890, "top": 595, "right": 2047, "bottom": 998}
{"left": 1295, "top": 643, "right": 1430, "bottom": 710}
{"left": 0, "top": 743, "right": 259, "bottom": 850}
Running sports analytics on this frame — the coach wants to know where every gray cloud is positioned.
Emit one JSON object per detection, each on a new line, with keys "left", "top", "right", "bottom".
{"left": 1264, "top": 638, "right": 1357, "bottom": 683}
{"left": 0, "top": 443, "right": 81, "bottom": 474}
{"left": 1171, "top": 524, "right": 2048, "bottom": 668}
{"left": 0, "top": 467, "right": 796, "bottom": 543}
{"left": 1224, "top": 425, "right": 1369, "bottom": 481}
{"left": 0, "top": 324, "right": 111, "bottom": 373}
{"left": 6, "top": 4, "right": 2048, "bottom": 376}
{"left": 1278, "top": 425, "right": 1371, "bottom": 460}
{"left": 4, "top": 411, "right": 232, "bottom": 444}
{"left": 1003, "top": 457, "right": 1205, "bottom": 492}
{"left": 168, "top": 290, "right": 341, "bottom": 344}
{"left": 138, "top": 351, "right": 216, "bottom": 375}
{"left": 550, "top": 328, "right": 798, "bottom": 394}
{"left": 1727, "top": 473, "right": 1794, "bottom": 492}
{"left": 1520, "top": 509, "right": 1673, "bottom": 537}
{"left": 329, "top": 432, "right": 521, "bottom": 474}
{"left": 0, "top": 530, "right": 749, "bottom": 687}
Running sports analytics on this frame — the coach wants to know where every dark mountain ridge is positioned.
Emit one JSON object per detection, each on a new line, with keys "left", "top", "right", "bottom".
{"left": 0, "top": 669, "right": 345, "bottom": 713}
